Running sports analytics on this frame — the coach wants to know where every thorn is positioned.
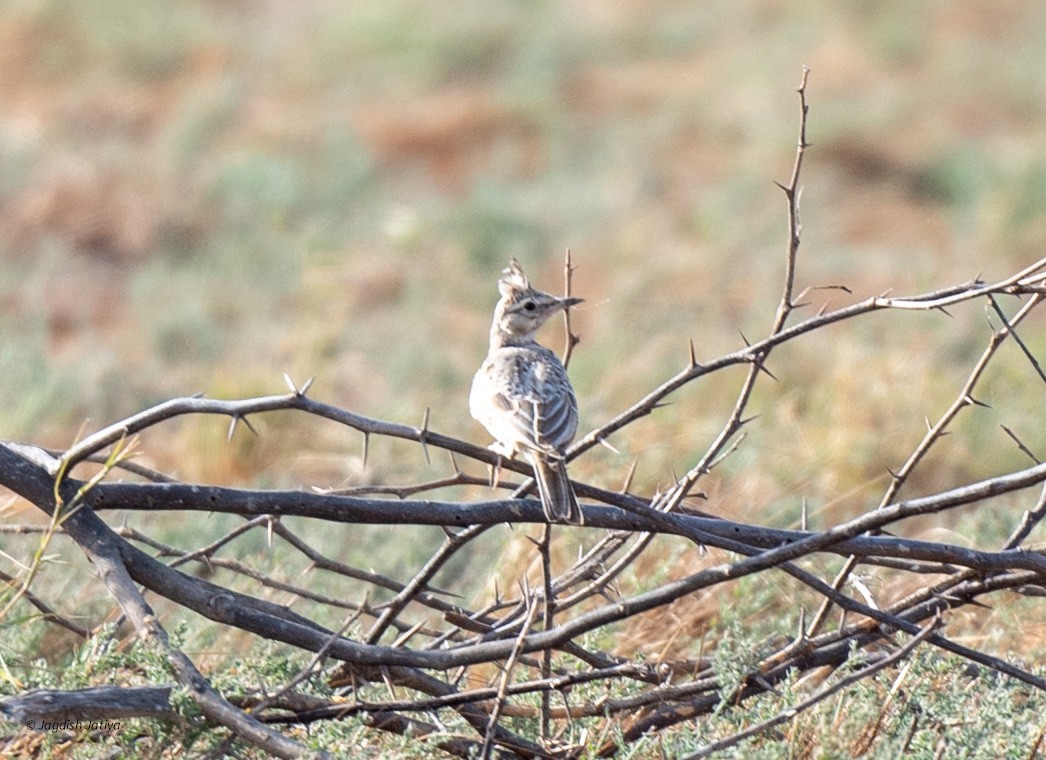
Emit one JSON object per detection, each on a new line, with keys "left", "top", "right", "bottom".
{"left": 300, "top": 377, "right": 315, "bottom": 395}
{"left": 925, "top": 416, "right": 933, "bottom": 432}
{"left": 773, "top": 179, "right": 789, "bottom": 193}
{"left": 935, "top": 305, "right": 953, "bottom": 318}
{"left": 597, "top": 436, "right": 621, "bottom": 455}
{"left": 753, "top": 359, "right": 779, "bottom": 382}
{"left": 936, "top": 592, "right": 990, "bottom": 610}
{"left": 448, "top": 451, "right": 461, "bottom": 475}
{"left": 190, "top": 391, "right": 205, "bottom": 399}
{"left": 796, "top": 607, "right": 806, "bottom": 641}
{"left": 283, "top": 373, "right": 297, "bottom": 394}
{"left": 362, "top": 432, "right": 370, "bottom": 468}
{"left": 791, "top": 300, "right": 811, "bottom": 310}
{"left": 886, "top": 467, "right": 901, "bottom": 482}
{"left": 754, "top": 675, "right": 777, "bottom": 693}
{"left": 800, "top": 497, "right": 808, "bottom": 532}
{"left": 739, "top": 330, "right": 751, "bottom": 347}
{"left": 525, "top": 535, "right": 542, "bottom": 548}
{"left": 816, "top": 302, "right": 828, "bottom": 316}
{"left": 983, "top": 305, "right": 997, "bottom": 331}
{"left": 739, "top": 414, "right": 760, "bottom": 427}
{"left": 419, "top": 407, "right": 431, "bottom": 465}
{"left": 688, "top": 338, "right": 698, "bottom": 369}
{"left": 240, "top": 415, "right": 258, "bottom": 437}
{"left": 227, "top": 415, "right": 257, "bottom": 441}
{"left": 621, "top": 458, "right": 638, "bottom": 494}
{"left": 964, "top": 395, "right": 991, "bottom": 409}
{"left": 267, "top": 516, "right": 274, "bottom": 548}
{"left": 493, "top": 577, "right": 501, "bottom": 603}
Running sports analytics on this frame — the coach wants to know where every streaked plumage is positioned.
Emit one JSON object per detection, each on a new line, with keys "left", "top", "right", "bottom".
{"left": 470, "top": 259, "right": 583, "bottom": 524}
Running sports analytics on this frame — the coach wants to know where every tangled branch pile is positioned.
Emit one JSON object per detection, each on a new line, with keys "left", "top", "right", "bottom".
{"left": 4, "top": 71, "right": 1046, "bottom": 759}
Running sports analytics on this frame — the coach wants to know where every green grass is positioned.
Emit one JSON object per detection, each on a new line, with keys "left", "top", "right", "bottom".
{"left": 4, "top": 578, "right": 1046, "bottom": 759}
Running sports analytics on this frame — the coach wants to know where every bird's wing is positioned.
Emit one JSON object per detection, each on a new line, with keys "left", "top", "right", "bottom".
{"left": 484, "top": 351, "right": 578, "bottom": 456}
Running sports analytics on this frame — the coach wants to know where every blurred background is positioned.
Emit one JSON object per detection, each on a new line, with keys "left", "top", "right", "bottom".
{"left": 4, "top": 0, "right": 1046, "bottom": 657}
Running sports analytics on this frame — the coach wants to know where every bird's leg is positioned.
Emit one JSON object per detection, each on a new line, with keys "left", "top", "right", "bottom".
{"left": 486, "top": 443, "right": 512, "bottom": 489}
{"left": 489, "top": 454, "right": 503, "bottom": 489}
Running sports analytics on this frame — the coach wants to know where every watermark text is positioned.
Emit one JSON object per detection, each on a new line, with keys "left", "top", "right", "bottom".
{"left": 25, "top": 719, "right": 122, "bottom": 733}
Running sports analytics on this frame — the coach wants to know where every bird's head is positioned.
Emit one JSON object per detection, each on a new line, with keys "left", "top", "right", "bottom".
{"left": 491, "top": 259, "right": 582, "bottom": 344}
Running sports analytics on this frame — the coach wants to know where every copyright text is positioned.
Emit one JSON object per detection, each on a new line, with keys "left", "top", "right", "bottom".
{"left": 25, "top": 719, "right": 122, "bottom": 732}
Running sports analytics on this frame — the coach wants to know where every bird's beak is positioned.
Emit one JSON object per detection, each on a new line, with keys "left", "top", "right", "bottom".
{"left": 560, "top": 297, "right": 584, "bottom": 309}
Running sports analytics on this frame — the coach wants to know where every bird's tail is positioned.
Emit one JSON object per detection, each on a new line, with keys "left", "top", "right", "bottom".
{"left": 526, "top": 452, "right": 582, "bottom": 525}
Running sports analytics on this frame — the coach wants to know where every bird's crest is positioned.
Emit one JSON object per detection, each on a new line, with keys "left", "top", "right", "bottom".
{"left": 498, "top": 258, "right": 530, "bottom": 298}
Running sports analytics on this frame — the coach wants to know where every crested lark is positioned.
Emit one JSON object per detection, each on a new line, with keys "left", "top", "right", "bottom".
{"left": 470, "top": 259, "right": 583, "bottom": 524}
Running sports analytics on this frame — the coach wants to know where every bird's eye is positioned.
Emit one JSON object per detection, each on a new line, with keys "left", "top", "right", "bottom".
{"left": 523, "top": 301, "right": 536, "bottom": 311}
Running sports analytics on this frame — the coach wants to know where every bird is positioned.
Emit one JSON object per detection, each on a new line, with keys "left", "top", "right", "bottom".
{"left": 470, "top": 259, "right": 584, "bottom": 524}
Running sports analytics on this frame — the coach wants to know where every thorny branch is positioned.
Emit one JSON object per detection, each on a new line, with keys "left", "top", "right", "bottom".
{"left": 807, "top": 291, "right": 1046, "bottom": 637}
{"left": 4, "top": 69, "right": 1046, "bottom": 758}
{"left": 680, "top": 616, "right": 940, "bottom": 760}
